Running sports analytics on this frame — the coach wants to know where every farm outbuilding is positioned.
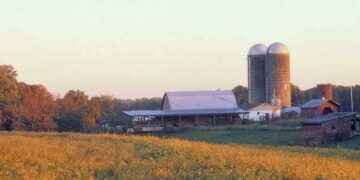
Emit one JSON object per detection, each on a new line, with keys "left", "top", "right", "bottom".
{"left": 300, "top": 99, "right": 340, "bottom": 117}
{"left": 317, "top": 84, "right": 333, "bottom": 100}
{"left": 282, "top": 106, "right": 301, "bottom": 118}
{"left": 123, "top": 90, "right": 249, "bottom": 132}
{"left": 240, "top": 103, "right": 281, "bottom": 122}
{"left": 302, "top": 112, "right": 360, "bottom": 146}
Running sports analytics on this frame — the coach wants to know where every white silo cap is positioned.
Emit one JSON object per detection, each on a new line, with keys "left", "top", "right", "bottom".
{"left": 248, "top": 44, "right": 267, "bottom": 55}
{"left": 267, "top": 42, "right": 289, "bottom": 54}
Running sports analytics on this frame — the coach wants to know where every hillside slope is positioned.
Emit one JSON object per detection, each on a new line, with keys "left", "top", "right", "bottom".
{"left": 0, "top": 132, "right": 359, "bottom": 179}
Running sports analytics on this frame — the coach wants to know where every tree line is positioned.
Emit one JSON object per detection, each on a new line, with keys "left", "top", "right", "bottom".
{"left": 233, "top": 84, "right": 360, "bottom": 111}
{"left": 1, "top": 64, "right": 358, "bottom": 132}
{"left": 0, "top": 65, "right": 162, "bottom": 132}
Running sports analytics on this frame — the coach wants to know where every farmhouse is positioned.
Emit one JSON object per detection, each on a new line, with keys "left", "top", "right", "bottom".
{"left": 302, "top": 112, "right": 360, "bottom": 146}
{"left": 300, "top": 99, "right": 340, "bottom": 117}
{"left": 123, "top": 90, "right": 249, "bottom": 132}
{"left": 240, "top": 103, "right": 281, "bottom": 122}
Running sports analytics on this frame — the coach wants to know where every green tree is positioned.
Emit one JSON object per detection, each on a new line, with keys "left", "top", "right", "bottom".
{"left": 232, "top": 85, "right": 248, "bottom": 106}
{"left": 0, "top": 65, "right": 20, "bottom": 131}
{"left": 90, "top": 95, "right": 117, "bottom": 126}
{"left": 333, "top": 85, "right": 360, "bottom": 112}
{"left": 291, "top": 83, "right": 304, "bottom": 106}
{"left": 114, "top": 97, "right": 162, "bottom": 126}
{"left": 55, "top": 90, "right": 96, "bottom": 132}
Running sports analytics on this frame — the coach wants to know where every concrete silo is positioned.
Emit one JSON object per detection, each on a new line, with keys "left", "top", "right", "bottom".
{"left": 248, "top": 44, "right": 267, "bottom": 104}
{"left": 317, "top": 84, "right": 333, "bottom": 99}
{"left": 265, "top": 42, "right": 291, "bottom": 107}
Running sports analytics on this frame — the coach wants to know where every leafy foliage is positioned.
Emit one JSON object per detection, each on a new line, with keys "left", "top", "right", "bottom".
{"left": 116, "top": 98, "right": 162, "bottom": 111}
{"left": 0, "top": 65, "right": 19, "bottom": 109}
{"left": 56, "top": 90, "right": 94, "bottom": 132}
{"left": 303, "top": 85, "right": 360, "bottom": 111}
{"left": 291, "top": 83, "right": 303, "bottom": 106}
{"left": 232, "top": 85, "right": 248, "bottom": 105}
{"left": 1, "top": 64, "right": 359, "bottom": 132}
{"left": 17, "top": 83, "right": 58, "bottom": 131}
{"left": 0, "top": 65, "right": 20, "bottom": 131}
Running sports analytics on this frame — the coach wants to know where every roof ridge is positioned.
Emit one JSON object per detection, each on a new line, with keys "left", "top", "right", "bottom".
{"left": 165, "top": 90, "right": 232, "bottom": 93}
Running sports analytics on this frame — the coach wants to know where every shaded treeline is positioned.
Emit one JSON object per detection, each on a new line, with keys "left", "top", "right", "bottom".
{"left": 233, "top": 84, "right": 360, "bottom": 111}
{"left": 1, "top": 64, "right": 358, "bottom": 132}
{"left": 0, "top": 65, "right": 161, "bottom": 132}
{"left": 302, "top": 85, "right": 360, "bottom": 112}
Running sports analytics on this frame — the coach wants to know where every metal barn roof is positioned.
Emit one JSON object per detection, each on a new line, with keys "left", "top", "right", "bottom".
{"left": 162, "top": 90, "right": 238, "bottom": 110}
{"left": 302, "top": 112, "right": 357, "bottom": 125}
{"left": 283, "top": 106, "right": 301, "bottom": 114}
{"left": 123, "top": 108, "right": 248, "bottom": 117}
{"left": 300, "top": 99, "right": 340, "bottom": 109}
{"left": 239, "top": 103, "right": 279, "bottom": 111}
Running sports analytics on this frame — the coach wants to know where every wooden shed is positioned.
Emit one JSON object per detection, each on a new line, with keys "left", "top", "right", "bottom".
{"left": 302, "top": 112, "right": 359, "bottom": 146}
{"left": 300, "top": 99, "right": 340, "bottom": 117}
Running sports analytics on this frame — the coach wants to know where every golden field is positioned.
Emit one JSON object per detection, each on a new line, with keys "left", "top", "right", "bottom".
{"left": 0, "top": 132, "right": 359, "bottom": 179}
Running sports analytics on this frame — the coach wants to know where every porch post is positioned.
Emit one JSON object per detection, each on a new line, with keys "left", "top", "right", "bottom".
{"left": 130, "top": 117, "right": 134, "bottom": 127}
{"left": 236, "top": 114, "right": 239, "bottom": 124}
{"left": 195, "top": 115, "right": 198, "bottom": 126}
{"left": 213, "top": 115, "right": 216, "bottom": 126}
{"left": 162, "top": 116, "right": 164, "bottom": 127}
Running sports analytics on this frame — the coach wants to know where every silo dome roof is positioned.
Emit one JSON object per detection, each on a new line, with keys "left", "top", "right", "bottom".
{"left": 267, "top": 42, "right": 289, "bottom": 54}
{"left": 248, "top": 44, "right": 267, "bottom": 55}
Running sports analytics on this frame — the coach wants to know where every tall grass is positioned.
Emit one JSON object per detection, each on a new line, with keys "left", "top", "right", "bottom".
{"left": 0, "top": 132, "right": 359, "bottom": 179}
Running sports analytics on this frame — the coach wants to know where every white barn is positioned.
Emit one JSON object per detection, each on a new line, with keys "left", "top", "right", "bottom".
{"left": 240, "top": 103, "right": 281, "bottom": 121}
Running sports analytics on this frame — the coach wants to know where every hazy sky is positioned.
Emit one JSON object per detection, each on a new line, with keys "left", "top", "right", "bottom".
{"left": 1, "top": 0, "right": 359, "bottom": 99}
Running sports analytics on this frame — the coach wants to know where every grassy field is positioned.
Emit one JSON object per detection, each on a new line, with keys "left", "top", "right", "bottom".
{"left": 160, "top": 128, "right": 360, "bottom": 149}
{"left": 159, "top": 129, "right": 360, "bottom": 161}
{"left": 161, "top": 129, "right": 303, "bottom": 146}
{"left": 157, "top": 118, "right": 360, "bottom": 150}
{"left": 0, "top": 132, "right": 360, "bottom": 179}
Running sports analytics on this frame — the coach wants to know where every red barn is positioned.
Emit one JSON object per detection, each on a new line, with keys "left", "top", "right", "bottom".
{"left": 300, "top": 99, "right": 340, "bottom": 117}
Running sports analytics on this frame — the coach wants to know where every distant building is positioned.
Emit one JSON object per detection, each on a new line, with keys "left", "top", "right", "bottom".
{"left": 317, "top": 84, "right": 334, "bottom": 100}
{"left": 240, "top": 103, "right": 281, "bottom": 121}
{"left": 123, "top": 90, "right": 249, "bottom": 132}
{"left": 282, "top": 106, "right": 301, "bottom": 114}
{"left": 300, "top": 99, "right": 340, "bottom": 117}
{"left": 302, "top": 112, "right": 359, "bottom": 146}
{"left": 282, "top": 106, "right": 301, "bottom": 118}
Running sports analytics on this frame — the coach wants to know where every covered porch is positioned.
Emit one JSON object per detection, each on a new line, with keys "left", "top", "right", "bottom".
{"left": 123, "top": 109, "right": 249, "bottom": 132}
